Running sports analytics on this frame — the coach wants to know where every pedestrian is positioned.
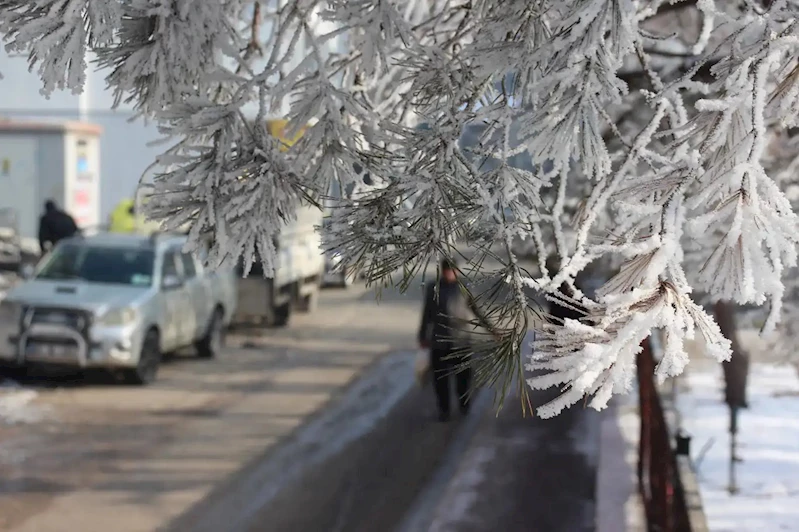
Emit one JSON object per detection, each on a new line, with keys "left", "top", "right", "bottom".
{"left": 418, "top": 258, "right": 495, "bottom": 422}
{"left": 38, "top": 200, "right": 78, "bottom": 253}
{"left": 109, "top": 198, "right": 138, "bottom": 233}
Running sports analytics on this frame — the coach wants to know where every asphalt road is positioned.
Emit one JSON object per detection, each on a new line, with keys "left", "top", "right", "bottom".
{"left": 170, "top": 355, "right": 468, "bottom": 532}
{"left": 169, "top": 371, "right": 600, "bottom": 532}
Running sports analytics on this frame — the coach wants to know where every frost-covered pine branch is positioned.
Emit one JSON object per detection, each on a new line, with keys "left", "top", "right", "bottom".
{"left": 4, "top": 0, "right": 799, "bottom": 417}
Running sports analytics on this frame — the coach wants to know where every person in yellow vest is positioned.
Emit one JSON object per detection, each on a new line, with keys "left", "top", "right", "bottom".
{"left": 108, "top": 198, "right": 138, "bottom": 233}
{"left": 108, "top": 197, "right": 161, "bottom": 234}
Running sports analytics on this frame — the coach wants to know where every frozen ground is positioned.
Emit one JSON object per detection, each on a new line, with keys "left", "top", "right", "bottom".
{"left": 0, "top": 380, "right": 49, "bottom": 426}
{"left": 595, "top": 392, "right": 646, "bottom": 532}
{"left": 0, "top": 379, "right": 52, "bottom": 477}
{"left": 677, "top": 362, "right": 799, "bottom": 532}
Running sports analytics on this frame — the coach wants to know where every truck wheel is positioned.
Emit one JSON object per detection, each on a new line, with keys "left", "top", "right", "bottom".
{"left": 297, "top": 292, "right": 318, "bottom": 312}
{"left": 125, "top": 330, "right": 161, "bottom": 385}
{"left": 272, "top": 301, "right": 291, "bottom": 327}
{"left": 196, "top": 308, "right": 224, "bottom": 359}
{"left": 296, "top": 281, "right": 321, "bottom": 312}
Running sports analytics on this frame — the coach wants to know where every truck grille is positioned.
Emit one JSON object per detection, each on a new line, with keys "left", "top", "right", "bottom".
{"left": 28, "top": 307, "right": 91, "bottom": 333}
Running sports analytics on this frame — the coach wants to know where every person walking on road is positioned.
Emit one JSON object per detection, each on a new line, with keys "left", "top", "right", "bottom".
{"left": 418, "top": 259, "right": 495, "bottom": 422}
{"left": 38, "top": 200, "right": 78, "bottom": 254}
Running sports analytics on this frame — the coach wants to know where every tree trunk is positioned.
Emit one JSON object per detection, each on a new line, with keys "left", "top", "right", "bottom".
{"left": 713, "top": 301, "right": 750, "bottom": 408}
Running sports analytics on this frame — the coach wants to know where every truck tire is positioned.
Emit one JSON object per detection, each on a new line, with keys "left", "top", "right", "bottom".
{"left": 0, "top": 364, "right": 27, "bottom": 382}
{"left": 271, "top": 301, "right": 291, "bottom": 327}
{"left": 124, "top": 329, "right": 161, "bottom": 385}
{"left": 196, "top": 308, "right": 224, "bottom": 358}
{"left": 296, "top": 279, "right": 321, "bottom": 312}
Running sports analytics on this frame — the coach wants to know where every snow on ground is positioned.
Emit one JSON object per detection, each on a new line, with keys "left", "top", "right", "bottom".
{"left": 0, "top": 380, "right": 49, "bottom": 425}
{"left": 677, "top": 363, "right": 799, "bottom": 532}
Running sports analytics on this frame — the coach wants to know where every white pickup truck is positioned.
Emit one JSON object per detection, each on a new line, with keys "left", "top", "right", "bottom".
{"left": 0, "top": 232, "right": 238, "bottom": 384}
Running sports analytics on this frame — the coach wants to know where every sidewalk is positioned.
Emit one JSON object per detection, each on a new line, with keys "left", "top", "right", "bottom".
{"left": 675, "top": 333, "right": 799, "bottom": 532}
{"left": 425, "top": 382, "right": 600, "bottom": 531}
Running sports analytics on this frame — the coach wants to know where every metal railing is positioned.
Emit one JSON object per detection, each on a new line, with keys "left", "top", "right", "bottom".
{"left": 637, "top": 337, "right": 709, "bottom": 532}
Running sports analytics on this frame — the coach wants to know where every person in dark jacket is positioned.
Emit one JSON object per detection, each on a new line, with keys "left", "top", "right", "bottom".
{"left": 38, "top": 200, "right": 78, "bottom": 253}
{"left": 418, "top": 259, "right": 495, "bottom": 422}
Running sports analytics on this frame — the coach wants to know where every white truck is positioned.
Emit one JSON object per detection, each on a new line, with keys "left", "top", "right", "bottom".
{"left": 231, "top": 204, "right": 325, "bottom": 328}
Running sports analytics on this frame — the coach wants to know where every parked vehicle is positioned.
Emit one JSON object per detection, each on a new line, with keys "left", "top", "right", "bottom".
{"left": 0, "top": 207, "right": 40, "bottom": 276}
{"left": 0, "top": 232, "right": 237, "bottom": 384}
{"left": 320, "top": 218, "right": 354, "bottom": 288}
{"left": 323, "top": 250, "right": 354, "bottom": 288}
{"left": 231, "top": 204, "right": 325, "bottom": 328}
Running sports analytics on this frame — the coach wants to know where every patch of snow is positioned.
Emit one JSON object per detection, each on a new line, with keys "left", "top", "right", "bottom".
{"left": 0, "top": 443, "right": 29, "bottom": 466}
{"left": 0, "top": 380, "right": 49, "bottom": 425}
{"left": 677, "top": 363, "right": 799, "bottom": 532}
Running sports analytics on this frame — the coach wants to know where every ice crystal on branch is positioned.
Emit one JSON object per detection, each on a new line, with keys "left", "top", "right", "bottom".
{"left": 0, "top": 0, "right": 119, "bottom": 94}
{"left": 4, "top": 0, "right": 799, "bottom": 416}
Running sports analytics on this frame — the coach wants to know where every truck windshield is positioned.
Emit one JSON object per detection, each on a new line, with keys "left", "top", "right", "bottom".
{"left": 36, "top": 244, "right": 155, "bottom": 286}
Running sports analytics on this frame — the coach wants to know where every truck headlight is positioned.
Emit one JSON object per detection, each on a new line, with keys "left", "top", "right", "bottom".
{"left": 97, "top": 307, "right": 137, "bottom": 327}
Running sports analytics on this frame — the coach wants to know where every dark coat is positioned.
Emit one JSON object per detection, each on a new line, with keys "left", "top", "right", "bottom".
{"left": 39, "top": 208, "right": 78, "bottom": 252}
{"left": 418, "top": 280, "right": 493, "bottom": 350}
